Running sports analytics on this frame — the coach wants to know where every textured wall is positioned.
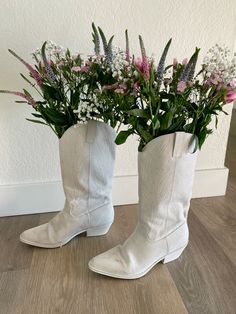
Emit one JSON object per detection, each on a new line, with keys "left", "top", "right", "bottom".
{"left": 0, "top": 0, "right": 235, "bottom": 186}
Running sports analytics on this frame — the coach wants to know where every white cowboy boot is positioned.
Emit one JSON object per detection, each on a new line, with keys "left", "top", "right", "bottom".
{"left": 89, "top": 132, "right": 197, "bottom": 279}
{"left": 20, "top": 120, "right": 116, "bottom": 248}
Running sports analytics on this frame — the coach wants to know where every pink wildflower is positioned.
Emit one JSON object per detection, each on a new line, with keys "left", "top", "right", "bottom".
{"left": 177, "top": 81, "right": 187, "bottom": 93}
{"left": 225, "top": 89, "right": 236, "bottom": 103}
{"left": 173, "top": 58, "right": 178, "bottom": 67}
{"left": 114, "top": 88, "right": 125, "bottom": 94}
{"left": 131, "top": 81, "right": 139, "bottom": 96}
{"left": 142, "top": 57, "right": 150, "bottom": 80}
{"left": 134, "top": 57, "right": 143, "bottom": 71}
{"left": 134, "top": 57, "right": 150, "bottom": 80}
{"left": 0, "top": 90, "right": 36, "bottom": 107}
{"left": 118, "top": 83, "right": 127, "bottom": 90}
{"left": 182, "top": 58, "right": 188, "bottom": 65}
{"left": 8, "top": 49, "right": 43, "bottom": 87}
{"left": 102, "top": 83, "right": 118, "bottom": 91}
{"left": 80, "top": 66, "right": 90, "bottom": 73}
{"left": 72, "top": 66, "right": 81, "bottom": 72}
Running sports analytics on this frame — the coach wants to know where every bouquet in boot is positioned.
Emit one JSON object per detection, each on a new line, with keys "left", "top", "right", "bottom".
{"left": 0, "top": 25, "right": 127, "bottom": 248}
{"left": 89, "top": 35, "right": 236, "bottom": 279}
{"left": 0, "top": 24, "right": 127, "bottom": 137}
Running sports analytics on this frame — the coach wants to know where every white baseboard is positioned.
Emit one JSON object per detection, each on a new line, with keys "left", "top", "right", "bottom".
{"left": 0, "top": 167, "right": 229, "bottom": 217}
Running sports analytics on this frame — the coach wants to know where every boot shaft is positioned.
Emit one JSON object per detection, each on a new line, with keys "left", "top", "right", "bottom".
{"left": 138, "top": 132, "right": 198, "bottom": 240}
{"left": 59, "top": 120, "right": 116, "bottom": 214}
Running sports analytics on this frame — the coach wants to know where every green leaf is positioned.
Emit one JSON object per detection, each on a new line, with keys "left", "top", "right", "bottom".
{"left": 41, "top": 107, "right": 68, "bottom": 125}
{"left": 115, "top": 129, "right": 133, "bottom": 145}
{"left": 31, "top": 113, "right": 43, "bottom": 118}
{"left": 42, "top": 85, "right": 63, "bottom": 101}
{"left": 160, "top": 111, "right": 173, "bottom": 130}
{"left": 26, "top": 118, "right": 47, "bottom": 125}
{"left": 153, "top": 116, "right": 160, "bottom": 129}
{"left": 137, "top": 125, "right": 153, "bottom": 142}
{"left": 127, "top": 109, "right": 150, "bottom": 118}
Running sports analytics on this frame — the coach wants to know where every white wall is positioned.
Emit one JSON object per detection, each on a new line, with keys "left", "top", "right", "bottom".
{"left": 0, "top": 0, "right": 236, "bottom": 216}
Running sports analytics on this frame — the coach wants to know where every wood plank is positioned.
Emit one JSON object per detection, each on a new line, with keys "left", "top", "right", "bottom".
{"left": 0, "top": 270, "right": 29, "bottom": 314}
{"left": 0, "top": 214, "right": 39, "bottom": 272}
{"left": 167, "top": 210, "right": 236, "bottom": 314}
{"left": 7, "top": 206, "right": 186, "bottom": 314}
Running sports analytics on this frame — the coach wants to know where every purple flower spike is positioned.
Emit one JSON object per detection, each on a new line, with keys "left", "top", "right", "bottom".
{"left": 41, "top": 42, "right": 57, "bottom": 83}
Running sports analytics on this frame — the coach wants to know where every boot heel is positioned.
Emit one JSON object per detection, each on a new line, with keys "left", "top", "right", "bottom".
{"left": 162, "top": 247, "right": 185, "bottom": 264}
{"left": 86, "top": 224, "right": 112, "bottom": 237}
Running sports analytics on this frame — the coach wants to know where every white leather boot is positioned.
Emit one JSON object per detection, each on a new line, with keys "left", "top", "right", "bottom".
{"left": 20, "top": 120, "right": 116, "bottom": 248}
{"left": 89, "top": 132, "right": 197, "bottom": 279}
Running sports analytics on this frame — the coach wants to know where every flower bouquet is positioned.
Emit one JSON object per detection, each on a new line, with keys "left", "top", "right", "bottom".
{"left": 88, "top": 35, "right": 236, "bottom": 279}
{"left": 1, "top": 24, "right": 236, "bottom": 279}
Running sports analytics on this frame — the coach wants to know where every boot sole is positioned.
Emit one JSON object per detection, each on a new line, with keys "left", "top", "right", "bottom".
{"left": 88, "top": 245, "right": 187, "bottom": 279}
{"left": 20, "top": 223, "right": 112, "bottom": 249}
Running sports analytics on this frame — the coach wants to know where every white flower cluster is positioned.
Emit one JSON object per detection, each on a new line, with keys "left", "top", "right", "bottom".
{"left": 32, "top": 40, "right": 66, "bottom": 62}
{"left": 110, "top": 47, "right": 130, "bottom": 80}
{"left": 73, "top": 85, "right": 102, "bottom": 124}
{"left": 203, "top": 44, "right": 236, "bottom": 85}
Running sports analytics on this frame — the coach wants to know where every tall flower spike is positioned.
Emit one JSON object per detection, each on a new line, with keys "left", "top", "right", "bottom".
{"left": 98, "top": 27, "right": 114, "bottom": 64}
{"left": 98, "top": 27, "right": 108, "bottom": 55}
{"left": 8, "top": 49, "right": 43, "bottom": 87}
{"left": 92, "top": 23, "right": 100, "bottom": 55}
{"left": 125, "top": 30, "right": 130, "bottom": 62}
{"left": 41, "top": 42, "right": 57, "bottom": 83}
{"left": 180, "top": 48, "right": 200, "bottom": 81}
{"left": 107, "top": 35, "right": 114, "bottom": 63}
{"left": 156, "top": 38, "right": 172, "bottom": 80}
{"left": 187, "top": 49, "right": 200, "bottom": 81}
{"left": 139, "top": 35, "right": 146, "bottom": 60}
{"left": 0, "top": 90, "right": 36, "bottom": 106}
{"left": 138, "top": 35, "right": 150, "bottom": 80}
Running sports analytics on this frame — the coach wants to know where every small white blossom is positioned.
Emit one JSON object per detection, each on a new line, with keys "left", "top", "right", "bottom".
{"left": 203, "top": 44, "right": 236, "bottom": 85}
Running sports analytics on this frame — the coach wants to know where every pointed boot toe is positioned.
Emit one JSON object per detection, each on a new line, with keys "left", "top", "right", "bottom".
{"left": 89, "top": 246, "right": 125, "bottom": 278}
{"left": 20, "top": 224, "right": 51, "bottom": 248}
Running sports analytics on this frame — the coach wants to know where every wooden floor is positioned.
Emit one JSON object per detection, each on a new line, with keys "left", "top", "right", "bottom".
{"left": 1, "top": 112, "right": 236, "bottom": 314}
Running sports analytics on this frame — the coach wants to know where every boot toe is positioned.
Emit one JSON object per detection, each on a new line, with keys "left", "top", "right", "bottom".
{"left": 20, "top": 224, "right": 54, "bottom": 248}
{"left": 88, "top": 246, "right": 133, "bottom": 279}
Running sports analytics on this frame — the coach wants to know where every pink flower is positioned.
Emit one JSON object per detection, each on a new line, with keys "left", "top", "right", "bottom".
{"left": 114, "top": 88, "right": 125, "bottom": 94}
{"left": 182, "top": 58, "right": 188, "bottom": 65}
{"left": 8, "top": 49, "right": 43, "bottom": 87}
{"left": 130, "top": 81, "right": 139, "bottom": 96}
{"left": 177, "top": 81, "right": 187, "bottom": 92}
{"left": 80, "top": 65, "right": 90, "bottom": 73}
{"left": 173, "top": 58, "right": 178, "bottom": 67}
{"left": 134, "top": 57, "right": 150, "bottom": 80}
{"left": 134, "top": 57, "right": 143, "bottom": 71}
{"left": 142, "top": 57, "right": 150, "bottom": 80}
{"left": 118, "top": 83, "right": 127, "bottom": 90}
{"left": 0, "top": 90, "right": 36, "bottom": 107}
{"left": 72, "top": 65, "right": 90, "bottom": 73}
{"left": 72, "top": 66, "right": 81, "bottom": 72}
{"left": 210, "top": 74, "right": 222, "bottom": 85}
{"left": 102, "top": 83, "right": 118, "bottom": 91}
{"left": 133, "top": 82, "right": 139, "bottom": 90}
{"left": 225, "top": 89, "right": 236, "bottom": 103}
